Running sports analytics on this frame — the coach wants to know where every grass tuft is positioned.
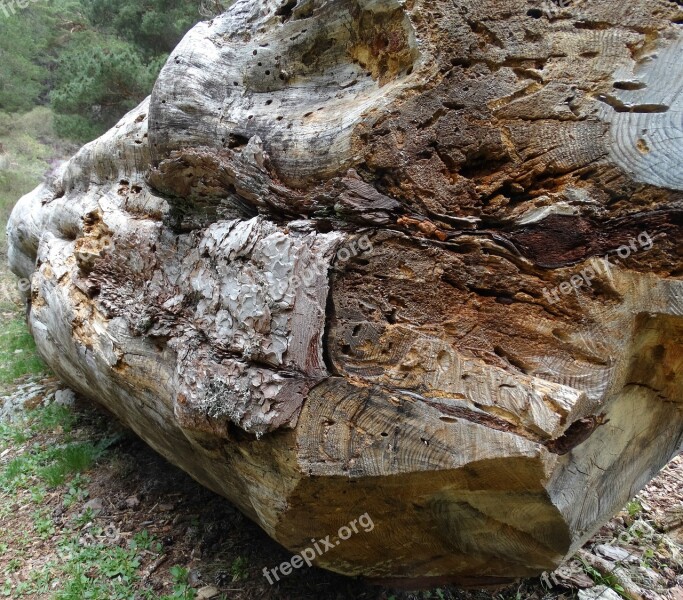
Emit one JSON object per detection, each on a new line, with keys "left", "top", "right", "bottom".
{"left": 0, "top": 317, "right": 47, "bottom": 384}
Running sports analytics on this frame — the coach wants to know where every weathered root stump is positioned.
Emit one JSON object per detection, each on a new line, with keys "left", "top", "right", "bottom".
{"left": 7, "top": 0, "right": 683, "bottom": 586}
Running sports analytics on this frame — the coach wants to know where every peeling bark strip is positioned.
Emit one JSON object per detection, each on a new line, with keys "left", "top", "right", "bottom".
{"left": 7, "top": 0, "right": 683, "bottom": 586}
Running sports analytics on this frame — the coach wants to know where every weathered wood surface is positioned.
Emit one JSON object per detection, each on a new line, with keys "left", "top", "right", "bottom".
{"left": 7, "top": 0, "right": 683, "bottom": 586}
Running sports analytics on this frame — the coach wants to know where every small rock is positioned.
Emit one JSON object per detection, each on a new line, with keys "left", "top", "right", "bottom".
{"left": 196, "top": 586, "right": 220, "bottom": 599}
{"left": 104, "top": 522, "right": 120, "bottom": 540}
{"left": 83, "top": 498, "right": 104, "bottom": 513}
{"left": 630, "top": 519, "right": 655, "bottom": 537}
{"left": 54, "top": 389, "right": 76, "bottom": 408}
{"left": 579, "top": 586, "right": 622, "bottom": 600}
{"left": 637, "top": 565, "right": 664, "bottom": 586}
{"left": 549, "top": 561, "right": 595, "bottom": 589}
{"left": 125, "top": 496, "right": 140, "bottom": 509}
{"left": 188, "top": 569, "right": 201, "bottom": 587}
{"left": 0, "top": 384, "right": 52, "bottom": 421}
{"left": 595, "top": 544, "right": 632, "bottom": 563}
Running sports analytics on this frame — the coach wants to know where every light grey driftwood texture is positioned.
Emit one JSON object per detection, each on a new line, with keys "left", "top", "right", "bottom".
{"left": 7, "top": 0, "right": 683, "bottom": 586}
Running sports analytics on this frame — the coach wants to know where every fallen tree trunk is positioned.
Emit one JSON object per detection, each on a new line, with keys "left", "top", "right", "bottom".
{"left": 7, "top": 0, "right": 683, "bottom": 586}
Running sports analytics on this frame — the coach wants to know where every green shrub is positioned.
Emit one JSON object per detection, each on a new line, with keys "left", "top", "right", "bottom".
{"left": 50, "top": 33, "right": 167, "bottom": 142}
